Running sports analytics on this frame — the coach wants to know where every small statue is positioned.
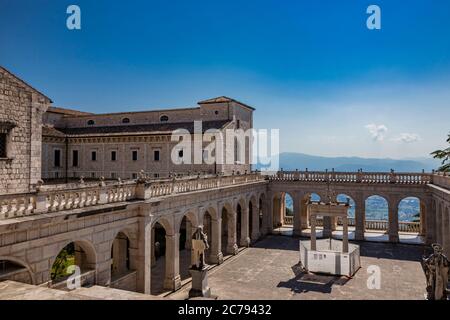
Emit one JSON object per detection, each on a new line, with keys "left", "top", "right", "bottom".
{"left": 137, "top": 170, "right": 147, "bottom": 183}
{"left": 191, "top": 226, "right": 209, "bottom": 270}
{"left": 99, "top": 176, "right": 106, "bottom": 187}
{"left": 421, "top": 243, "right": 449, "bottom": 300}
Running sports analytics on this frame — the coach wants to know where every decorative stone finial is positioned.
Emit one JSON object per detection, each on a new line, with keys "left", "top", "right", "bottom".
{"left": 99, "top": 176, "right": 106, "bottom": 187}
{"left": 79, "top": 176, "right": 85, "bottom": 184}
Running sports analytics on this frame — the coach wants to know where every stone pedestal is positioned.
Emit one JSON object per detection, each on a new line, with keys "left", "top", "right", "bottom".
{"left": 189, "top": 268, "right": 211, "bottom": 298}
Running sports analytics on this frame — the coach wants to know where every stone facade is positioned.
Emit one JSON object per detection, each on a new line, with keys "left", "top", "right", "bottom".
{"left": 0, "top": 67, "right": 51, "bottom": 194}
{"left": 0, "top": 67, "right": 449, "bottom": 299}
{"left": 41, "top": 97, "right": 253, "bottom": 180}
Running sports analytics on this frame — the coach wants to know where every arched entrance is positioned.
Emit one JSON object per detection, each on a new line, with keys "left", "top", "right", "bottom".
{"left": 50, "top": 240, "right": 96, "bottom": 289}
{"left": 0, "top": 258, "right": 34, "bottom": 284}
{"left": 178, "top": 212, "right": 198, "bottom": 283}
{"left": 151, "top": 220, "right": 168, "bottom": 295}
{"left": 203, "top": 210, "right": 213, "bottom": 262}
{"left": 111, "top": 232, "right": 131, "bottom": 280}
{"left": 365, "top": 195, "right": 389, "bottom": 241}
{"left": 272, "top": 192, "right": 294, "bottom": 229}
{"left": 397, "top": 197, "right": 424, "bottom": 236}
{"left": 236, "top": 203, "right": 242, "bottom": 246}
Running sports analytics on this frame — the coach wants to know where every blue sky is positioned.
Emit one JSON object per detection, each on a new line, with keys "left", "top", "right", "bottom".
{"left": 1, "top": 0, "right": 449, "bottom": 158}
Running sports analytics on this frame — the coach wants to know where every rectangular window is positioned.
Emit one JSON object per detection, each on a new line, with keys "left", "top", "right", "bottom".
{"left": 54, "top": 149, "right": 61, "bottom": 167}
{"left": 132, "top": 173, "right": 138, "bottom": 179}
{"left": 0, "top": 133, "right": 6, "bottom": 158}
{"left": 91, "top": 151, "right": 97, "bottom": 161}
{"left": 72, "top": 150, "right": 79, "bottom": 167}
{"left": 132, "top": 150, "right": 138, "bottom": 161}
{"left": 111, "top": 151, "right": 117, "bottom": 161}
{"left": 111, "top": 172, "right": 117, "bottom": 179}
{"left": 154, "top": 150, "right": 160, "bottom": 161}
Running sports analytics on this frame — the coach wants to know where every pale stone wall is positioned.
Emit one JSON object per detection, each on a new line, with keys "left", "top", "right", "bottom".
{"left": 0, "top": 68, "right": 50, "bottom": 194}
{"left": 41, "top": 100, "right": 254, "bottom": 179}
{"left": 0, "top": 179, "right": 267, "bottom": 294}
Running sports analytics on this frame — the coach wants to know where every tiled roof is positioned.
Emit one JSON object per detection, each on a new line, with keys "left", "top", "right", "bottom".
{"left": 56, "top": 120, "right": 231, "bottom": 136}
{"left": 47, "top": 106, "right": 93, "bottom": 116}
{"left": 42, "top": 126, "right": 66, "bottom": 137}
{"left": 197, "top": 96, "right": 255, "bottom": 110}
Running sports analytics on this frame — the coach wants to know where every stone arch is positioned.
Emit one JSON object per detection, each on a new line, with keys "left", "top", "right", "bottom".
{"left": 151, "top": 216, "right": 174, "bottom": 236}
{"left": 110, "top": 229, "right": 136, "bottom": 282}
{"left": 336, "top": 194, "right": 356, "bottom": 218}
{"left": 271, "top": 191, "right": 295, "bottom": 229}
{"left": 49, "top": 239, "right": 97, "bottom": 286}
{"left": 364, "top": 195, "right": 389, "bottom": 232}
{"left": 177, "top": 210, "right": 200, "bottom": 284}
{"left": 0, "top": 256, "right": 35, "bottom": 285}
{"left": 397, "top": 196, "right": 425, "bottom": 236}
{"left": 199, "top": 205, "right": 219, "bottom": 222}
{"left": 151, "top": 216, "right": 174, "bottom": 295}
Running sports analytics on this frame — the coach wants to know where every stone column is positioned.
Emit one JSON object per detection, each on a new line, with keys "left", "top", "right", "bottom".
{"left": 300, "top": 197, "right": 309, "bottom": 229}
{"left": 240, "top": 207, "right": 251, "bottom": 247}
{"left": 209, "top": 217, "right": 223, "bottom": 264}
{"left": 310, "top": 214, "right": 317, "bottom": 251}
{"left": 163, "top": 232, "right": 181, "bottom": 291}
{"left": 342, "top": 216, "right": 349, "bottom": 253}
{"left": 135, "top": 216, "right": 152, "bottom": 294}
{"left": 354, "top": 195, "right": 365, "bottom": 241}
{"left": 251, "top": 204, "right": 260, "bottom": 242}
{"left": 226, "top": 213, "right": 239, "bottom": 255}
{"left": 388, "top": 199, "right": 399, "bottom": 243}
{"left": 293, "top": 194, "right": 302, "bottom": 236}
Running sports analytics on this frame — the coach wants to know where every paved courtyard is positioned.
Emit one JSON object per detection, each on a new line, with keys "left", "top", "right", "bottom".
{"left": 169, "top": 235, "right": 429, "bottom": 300}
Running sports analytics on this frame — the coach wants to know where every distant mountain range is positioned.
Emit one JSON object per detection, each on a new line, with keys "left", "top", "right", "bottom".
{"left": 259, "top": 152, "right": 441, "bottom": 172}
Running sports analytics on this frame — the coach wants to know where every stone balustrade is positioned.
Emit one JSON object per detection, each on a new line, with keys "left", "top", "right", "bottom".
{"left": 269, "top": 170, "right": 436, "bottom": 185}
{"left": 284, "top": 216, "right": 294, "bottom": 225}
{"left": 0, "top": 173, "right": 264, "bottom": 220}
{"left": 431, "top": 172, "right": 450, "bottom": 189}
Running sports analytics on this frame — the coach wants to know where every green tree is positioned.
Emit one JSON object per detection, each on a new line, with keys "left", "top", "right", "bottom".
{"left": 431, "top": 132, "right": 450, "bottom": 172}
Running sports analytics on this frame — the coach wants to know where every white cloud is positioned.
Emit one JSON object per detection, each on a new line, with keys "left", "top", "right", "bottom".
{"left": 365, "top": 124, "right": 388, "bottom": 141}
{"left": 392, "top": 133, "right": 421, "bottom": 143}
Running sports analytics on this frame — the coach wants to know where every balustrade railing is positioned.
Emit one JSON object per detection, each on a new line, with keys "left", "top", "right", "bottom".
{"left": 0, "top": 173, "right": 265, "bottom": 220}
{"left": 269, "top": 170, "right": 435, "bottom": 185}
{"left": 282, "top": 216, "right": 420, "bottom": 233}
